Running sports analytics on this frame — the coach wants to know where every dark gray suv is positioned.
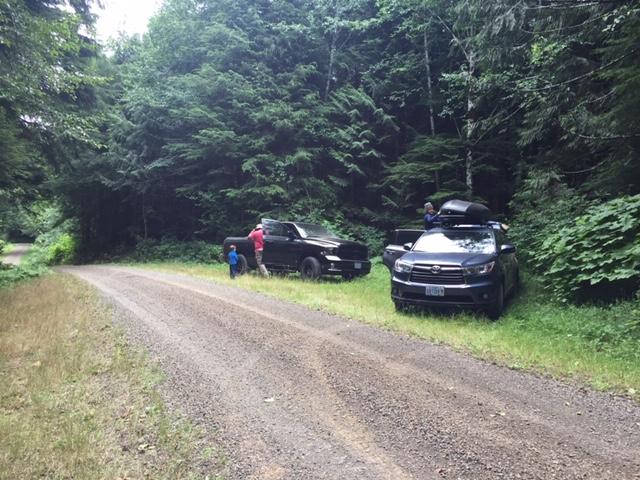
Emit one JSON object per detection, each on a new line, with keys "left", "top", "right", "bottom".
{"left": 390, "top": 225, "right": 519, "bottom": 319}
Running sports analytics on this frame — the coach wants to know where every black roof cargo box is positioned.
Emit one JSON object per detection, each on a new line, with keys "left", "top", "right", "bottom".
{"left": 439, "top": 200, "right": 491, "bottom": 225}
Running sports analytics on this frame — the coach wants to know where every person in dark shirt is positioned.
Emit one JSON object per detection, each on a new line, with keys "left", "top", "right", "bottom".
{"left": 423, "top": 202, "right": 440, "bottom": 230}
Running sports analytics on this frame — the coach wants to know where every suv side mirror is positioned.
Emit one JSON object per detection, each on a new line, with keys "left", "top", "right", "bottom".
{"left": 403, "top": 242, "right": 413, "bottom": 251}
{"left": 500, "top": 244, "right": 516, "bottom": 254}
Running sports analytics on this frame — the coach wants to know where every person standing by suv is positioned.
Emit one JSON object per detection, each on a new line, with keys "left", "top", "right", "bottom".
{"left": 424, "top": 202, "right": 440, "bottom": 230}
{"left": 248, "top": 224, "right": 269, "bottom": 277}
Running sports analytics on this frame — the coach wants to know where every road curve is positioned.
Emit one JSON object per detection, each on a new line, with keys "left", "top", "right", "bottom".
{"left": 1, "top": 243, "right": 31, "bottom": 266}
{"left": 60, "top": 265, "right": 640, "bottom": 480}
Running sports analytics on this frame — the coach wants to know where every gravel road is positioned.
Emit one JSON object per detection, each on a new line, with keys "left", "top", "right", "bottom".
{"left": 61, "top": 265, "right": 640, "bottom": 480}
{"left": 1, "top": 243, "right": 30, "bottom": 265}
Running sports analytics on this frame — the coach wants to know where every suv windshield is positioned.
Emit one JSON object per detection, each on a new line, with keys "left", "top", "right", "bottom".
{"left": 295, "top": 223, "right": 335, "bottom": 238}
{"left": 413, "top": 230, "right": 495, "bottom": 254}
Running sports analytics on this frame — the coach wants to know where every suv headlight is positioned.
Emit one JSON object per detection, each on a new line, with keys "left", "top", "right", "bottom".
{"left": 463, "top": 261, "right": 495, "bottom": 276}
{"left": 322, "top": 247, "right": 337, "bottom": 256}
{"left": 394, "top": 259, "right": 413, "bottom": 274}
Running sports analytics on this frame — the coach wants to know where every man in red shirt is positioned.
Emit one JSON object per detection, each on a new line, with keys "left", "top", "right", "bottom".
{"left": 248, "top": 223, "right": 269, "bottom": 277}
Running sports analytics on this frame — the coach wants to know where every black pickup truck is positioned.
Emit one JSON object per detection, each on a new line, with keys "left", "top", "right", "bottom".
{"left": 222, "top": 219, "right": 371, "bottom": 280}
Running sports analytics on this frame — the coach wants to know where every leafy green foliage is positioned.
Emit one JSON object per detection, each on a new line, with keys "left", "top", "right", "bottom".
{"left": 509, "top": 169, "right": 587, "bottom": 266}
{"left": 46, "top": 233, "right": 77, "bottom": 265}
{"left": 0, "top": 261, "right": 48, "bottom": 290}
{"left": 0, "top": 246, "right": 48, "bottom": 289}
{"left": 122, "top": 239, "right": 223, "bottom": 264}
{"left": 0, "top": 0, "right": 102, "bottom": 247}
{"left": 533, "top": 195, "right": 640, "bottom": 302}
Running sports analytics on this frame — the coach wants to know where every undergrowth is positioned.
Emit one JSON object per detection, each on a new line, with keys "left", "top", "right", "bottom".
{"left": 105, "top": 238, "right": 222, "bottom": 264}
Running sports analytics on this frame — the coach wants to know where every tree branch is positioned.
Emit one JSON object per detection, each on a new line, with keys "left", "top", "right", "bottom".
{"left": 522, "top": 48, "right": 639, "bottom": 92}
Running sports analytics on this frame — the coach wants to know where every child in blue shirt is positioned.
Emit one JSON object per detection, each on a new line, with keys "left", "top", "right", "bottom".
{"left": 228, "top": 244, "right": 239, "bottom": 279}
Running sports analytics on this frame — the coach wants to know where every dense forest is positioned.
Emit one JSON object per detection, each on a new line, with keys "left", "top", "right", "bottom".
{"left": 1, "top": 0, "right": 639, "bottom": 301}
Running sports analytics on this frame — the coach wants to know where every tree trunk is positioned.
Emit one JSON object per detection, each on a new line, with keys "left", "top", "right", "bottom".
{"left": 423, "top": 29, "right": 436, "bottom": 137}
{"left": 324, "top": 24, "right": 338, "bottom": 101}
{"left": 423, "top": 28, "right": 440, "bottom": 191}
{"left": 142, "top": 190, "right": 148, "bottom": 240}
{"left": 465, "top": 49, "right": 476, "bottom": 196}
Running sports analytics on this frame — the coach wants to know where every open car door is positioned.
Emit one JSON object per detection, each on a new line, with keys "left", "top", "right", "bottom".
{"left": 383, "top": 229, "right": 424, "bottom": 271}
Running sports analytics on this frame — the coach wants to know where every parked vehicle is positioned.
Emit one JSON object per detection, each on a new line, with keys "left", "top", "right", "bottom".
{"left": 223, "top": 219, "right": 371, "bottom": 280}
{"left": 390, "top": 201, "right": 518, "bottom": 319}
{"left": 382, "top": 229, "right": 424, "bottom": 271}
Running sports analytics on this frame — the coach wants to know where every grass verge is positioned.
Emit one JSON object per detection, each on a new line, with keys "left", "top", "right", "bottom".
{"left": 0, "top": 274, "right": 226, "bottom": 479}
{"left": 139, "top": 262, "right": 640, "bottom": 399}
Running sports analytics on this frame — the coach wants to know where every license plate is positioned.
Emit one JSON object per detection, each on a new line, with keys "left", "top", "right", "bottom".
{"left": 354, "top": 262, "right": 362, "bottom": 269}
{"left": 425, "top": 285, "right": 445, "bottom": 296}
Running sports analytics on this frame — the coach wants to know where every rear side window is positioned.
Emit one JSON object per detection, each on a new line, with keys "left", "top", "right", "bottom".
{"left": 264, "top": 220, "right": 288, "bottom": 237}
{"left": 394, "top": 230, "right": 423, "bottom": 245}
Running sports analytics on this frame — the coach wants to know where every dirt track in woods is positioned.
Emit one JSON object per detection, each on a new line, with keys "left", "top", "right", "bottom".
{"left": 1, "top": 243, "right": 30, "bottom": 265}
{"left": 61, "top": 265, "right": 640, "bottom": 480}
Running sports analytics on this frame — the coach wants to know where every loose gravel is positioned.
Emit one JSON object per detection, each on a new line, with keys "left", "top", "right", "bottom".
{"left": 61, "top": 265, "right": 640, "bottom": 480}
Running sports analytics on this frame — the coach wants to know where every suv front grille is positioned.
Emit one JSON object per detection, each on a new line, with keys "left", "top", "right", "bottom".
{"left": 338, "top": 246, "right": 368, "bottom": 260}
{"left": 410, "top": 265, "right": 465, "bottom": 285}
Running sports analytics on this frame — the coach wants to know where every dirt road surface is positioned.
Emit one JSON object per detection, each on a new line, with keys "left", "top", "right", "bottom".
{"left": 1, "top": 243, "right": 30, "bottom": 266}
{"left": 61, "top": 265, "right": 640, "bottom": 480}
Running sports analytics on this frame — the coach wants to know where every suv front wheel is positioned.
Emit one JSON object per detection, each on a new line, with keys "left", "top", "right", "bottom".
{"left": 485, "top": 282, "right": 504, "bottom": 320}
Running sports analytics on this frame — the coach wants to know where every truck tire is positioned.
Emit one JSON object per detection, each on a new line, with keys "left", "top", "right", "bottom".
{"left": 485, "top": 282, "right": 504, "bottom": 321}
{"left": 300, "top": 256, "right": 321, "bottom": 281}
{"left": 394, "top": 300, "right": 409, "bottom": 313}
{"left": 236, "top": 254, "right": 248, "bottom": 276}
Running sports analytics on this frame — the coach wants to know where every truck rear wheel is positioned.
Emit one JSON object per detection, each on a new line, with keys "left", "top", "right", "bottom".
{"left": 236, "top": 254, "right": 248, "bottom": 275}
{"left": 300, "top": 256, "right": 321, "bottom": 281}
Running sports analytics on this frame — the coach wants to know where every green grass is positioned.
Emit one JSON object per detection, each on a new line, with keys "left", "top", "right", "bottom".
{"left": 0, "top": 274, "right": 226, "bottom": 479}
{"left": 138, "top": 262, "right": 640, "bottom": 398}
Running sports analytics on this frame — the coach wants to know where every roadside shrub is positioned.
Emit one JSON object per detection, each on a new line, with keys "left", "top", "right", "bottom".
{"left": 509, "top": 170, "right": 587, "bottom": 266}
{"left": 0, "top": 239, "right": 6, "bottom": 255}
{"left": 534, "top": 194, "right": 640, "bottom": 302}
{"left": 46, "top": 233, "right": 76, "bottom": 265}
{"left": 127, "top": 238, "right": 222, "bottom": 263}
{"left": 30, "top": 218, "right": 79, "bottom": 266}
{"left": 0, "top": 261, "right": 48, "bottom": 289}
{"left": 0, "top": 244, "right": 50, "bottom": 289}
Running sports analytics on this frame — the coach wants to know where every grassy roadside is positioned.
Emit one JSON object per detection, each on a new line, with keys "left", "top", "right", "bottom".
{"left": 0, "top": 274, "right": 226, "bottom": 479}
{"left": 139, "top": 262, "right": 640, "bottom": 398}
